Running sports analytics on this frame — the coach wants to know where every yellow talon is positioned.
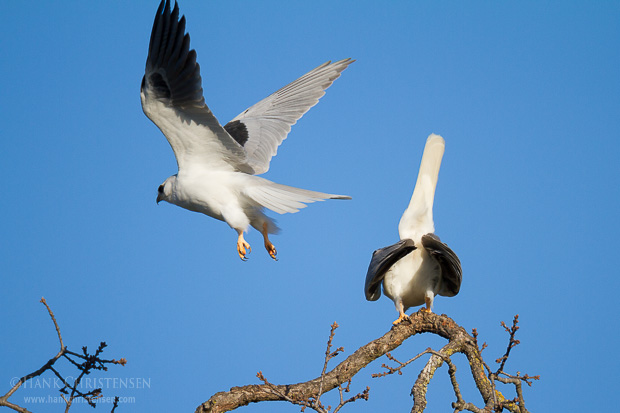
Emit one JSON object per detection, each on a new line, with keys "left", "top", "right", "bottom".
{"left": 237, "top": 233, "right": 251, "bottom": 261}
{"left": 265, "top": 242, "right": 277, "bottom": 260}
{"left": 392, "top": 313, "right": 410, "bottom": 325}
{"left": 262, "top": 222, "right": 278, "bottom": 261}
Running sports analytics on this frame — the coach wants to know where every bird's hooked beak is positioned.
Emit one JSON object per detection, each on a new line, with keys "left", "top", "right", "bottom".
{"left": 157, "top": 184, "right": 165, "bottom": 204}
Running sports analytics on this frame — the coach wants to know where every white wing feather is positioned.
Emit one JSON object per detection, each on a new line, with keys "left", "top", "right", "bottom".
{"left": 226, "top": 59, "right": 354, "bottom": 175}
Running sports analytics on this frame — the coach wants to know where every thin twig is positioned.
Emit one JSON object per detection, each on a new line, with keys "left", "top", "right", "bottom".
{"left": 0, "top": 298, "right": 67, "bottom": 409}
{"left": 495, "top": 315, "right": 520, "bottom": 374}
{"left": 372, "top": 348, "right": 436, "bottom": 378}
{"left": 0, "top": 298, "right": 126, "bottom": 413}
{"left": 40, "top": 297, "right": 65, "bottom": 351}
{"left": 256, "top": 322, "right": 367, "bottom": 413}
{"left": 315, "top": 322, "right": 343, "bottom": 409}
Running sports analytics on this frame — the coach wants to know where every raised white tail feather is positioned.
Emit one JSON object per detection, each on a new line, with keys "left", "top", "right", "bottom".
{"left": 244, "top": 180, "right": 350, "bottom": 215}
{"left": 398, "top": 134, "right": 445, "bottom": 240}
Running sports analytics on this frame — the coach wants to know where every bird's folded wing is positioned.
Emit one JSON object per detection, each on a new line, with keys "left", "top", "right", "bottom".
{"left": 141, "top": 0, "right": 253, "bottom": 174}
{"left": 364, "top": 239, "right": 417, "bottom": 301}
{"left": 421, "top": 233, "right": 462, "bottom": 297}
{"left": 243, "top": 178, "right": 350, "bottom": 215}
{"left": 224, "top": 58, "right": 354, "bottom": 175}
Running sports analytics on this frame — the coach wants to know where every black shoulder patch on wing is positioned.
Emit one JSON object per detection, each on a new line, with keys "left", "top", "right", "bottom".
{"left": 421, "top": 233, "right": 462, "bottom": 297}
{"left": 224, "top": 120, "right": 249, "bottom": 146}
{"left": 147, "top": 72, "right": 171, "bottom": 100}
{"left": 364, "top": 239, "right": 416, "bottom": 301}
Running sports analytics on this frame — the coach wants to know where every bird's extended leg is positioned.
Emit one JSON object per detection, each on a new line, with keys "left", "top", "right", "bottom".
{"left": 420, "top": 291, "right": 434, "bottom": 313}
{"left": 392, "top": 300, "right": 409, "bottom": 325}
{"left": 237, "top": 231, "right": 251, "bottom": 261}
{"left": 262, "top": 222, "right": 277, "bottom": 261}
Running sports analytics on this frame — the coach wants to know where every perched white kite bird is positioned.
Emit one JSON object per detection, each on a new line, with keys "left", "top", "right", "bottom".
{"left": 364, "top": 134, "right": 462, "bottom": 324}
{"left": 141, "top": 0, "right": 352, "bottom": 260}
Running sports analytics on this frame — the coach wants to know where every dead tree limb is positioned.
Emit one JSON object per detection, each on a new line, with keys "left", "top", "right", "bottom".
{"left": 0, "top": 298, "right": 126, "bottom": 413}
{"left": 196, "top": 311, "right": 537, "bottom": 413}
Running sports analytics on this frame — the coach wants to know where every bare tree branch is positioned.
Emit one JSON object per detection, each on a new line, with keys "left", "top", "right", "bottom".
{"left": 196, "top": 311, "right": 538, "bottom": 413}
{"left": 0, "top": 298, "right": 126, "bottom": 413}
{"left": 2, "top": 302, "right": 537, "bottom": 412}
{"left": 256, "top": 322, "right": 368, "bottom": 413}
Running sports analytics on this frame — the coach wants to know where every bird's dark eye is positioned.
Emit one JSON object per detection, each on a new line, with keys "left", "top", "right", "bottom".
{"left": 158, "top": 184, "right": 164, "bottom": 194}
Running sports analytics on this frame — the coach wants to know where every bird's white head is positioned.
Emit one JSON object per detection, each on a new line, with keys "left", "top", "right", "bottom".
{"left": 156, "top": 175, "right": 177, "bottom": 204}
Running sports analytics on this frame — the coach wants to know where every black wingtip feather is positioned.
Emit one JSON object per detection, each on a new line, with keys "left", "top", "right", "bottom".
{"left": 144, "top": 0, "right": 205, "bottom": 108}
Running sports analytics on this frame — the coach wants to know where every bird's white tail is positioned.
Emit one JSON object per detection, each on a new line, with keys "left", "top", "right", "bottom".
{"left": 398, "top": 134, "right": 445, "bottom": 240}
{"left": 244, "top": 178, "right": 350, "bottom": 215}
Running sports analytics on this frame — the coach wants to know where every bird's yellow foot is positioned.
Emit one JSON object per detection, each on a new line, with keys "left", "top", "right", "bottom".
{"left": 392, "top": 313, "right": 410, "bottom": 325}
{"left": 419, "top": 307, "right": 433, "bottom": 313}
{"left": 237, "top": 235, "right": 252, "bottom": 261}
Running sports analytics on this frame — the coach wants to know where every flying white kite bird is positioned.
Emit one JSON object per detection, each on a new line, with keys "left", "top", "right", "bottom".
{"left": 364, "top": 134, "right": 462, "bottom": 325}
{"left": 141, "top": 0, "right": 352, "bottom": 260}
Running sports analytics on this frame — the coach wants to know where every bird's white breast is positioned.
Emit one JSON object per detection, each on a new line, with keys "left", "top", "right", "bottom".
{"left": 170, "top": 170, "right": 247, "bottom": 222}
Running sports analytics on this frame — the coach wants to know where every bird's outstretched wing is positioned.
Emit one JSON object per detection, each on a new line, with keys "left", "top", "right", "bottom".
{"left": 140, "top": 0, "right": 253, "bottom": 174}
{"left": 399, "top": 134, "right": 445, "bottom": 240}
{"left": 364, "top": 239, "right": 417, "bottom": 301}
{"left": 421, "top": 233, "right": 462, "bottom": 297}
{"left": 224, "top": 58, "right": 354, "bottom": 175}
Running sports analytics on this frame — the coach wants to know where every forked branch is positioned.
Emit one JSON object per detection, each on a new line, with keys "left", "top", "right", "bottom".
{"left": 196, "top": 311, "right": 538, "bottom": 413}
{"left": 256, "top": 322, "right": 369, "bottom": 413}
{"left": 0, "top": 298, "right": 126, "bottom": 413}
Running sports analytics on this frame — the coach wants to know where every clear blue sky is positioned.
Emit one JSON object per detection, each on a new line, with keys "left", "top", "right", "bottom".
{"left": 1, "top": 1, "right": 618, "bottom": 412}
